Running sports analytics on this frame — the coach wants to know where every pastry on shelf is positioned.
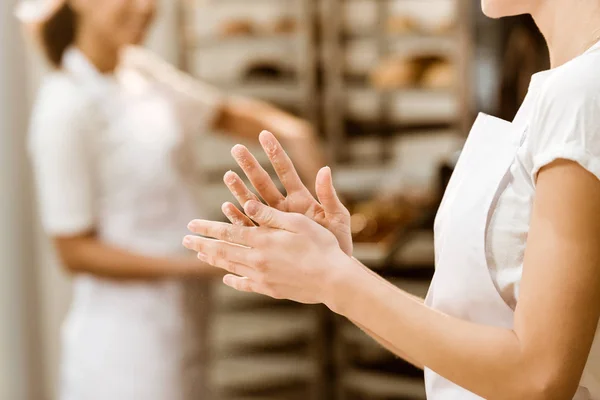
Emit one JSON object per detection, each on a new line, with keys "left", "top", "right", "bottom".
{"left": 368, "top": 57, "right": 420, "bottom": 90}
{"left": 386, "top": 14, "right": 418, "bottom": 35}
{"left": 348, "top": 185, "right": 439, "bottom": 244}
{"left": 421, "top": 60, "right": 455, "bottom": 89}
{"left": 267, "top": 16, "right": 297, "bottom": 35}
{"left": 243, "top": 60, "right": 296, "bottom": 82}
{"left": 349, "top": 197, "right": 419, "bottom": 244}
{"left": 217, "top": 19, "right": 254, "bottom": 38}
{"left": 431, "top": 16, "right": 456, "bottom": 35}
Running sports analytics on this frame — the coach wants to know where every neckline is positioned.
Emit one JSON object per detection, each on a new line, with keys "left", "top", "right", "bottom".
{"left": 529, "top": 39, "right": 600, "bottom": 89}
{"left": 62, "top": 47, "right": 119, "bottom": 96}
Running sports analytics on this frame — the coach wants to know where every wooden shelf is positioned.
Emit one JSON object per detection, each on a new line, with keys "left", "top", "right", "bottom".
{"left": 211, "top": 355, "right": 317, "bottom": 393}
{"left": 342, "top": 368, "right": 426, "bottom": 399}
{"left": 211, "top": 308, "right": 318, "bottom": 355}
{"left": 345, "top": 87, "right": 460, "bottom": 125}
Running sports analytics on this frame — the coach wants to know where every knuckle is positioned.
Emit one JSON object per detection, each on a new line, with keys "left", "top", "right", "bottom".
{"left": 239, "top": 279, "right": 254, "bottom": 293}
{"left": 226, "top": 262, "right": 238, "bottom": 275}
{"left": 253, "top": 254, "right": 268, "bottom": 272}
{"left": 216, "top": 246, "right": 227, "bottom": 260}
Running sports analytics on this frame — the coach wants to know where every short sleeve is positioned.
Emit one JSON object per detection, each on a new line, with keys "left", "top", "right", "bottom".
{"left": 28, "top": 79, "right": 97, "bottom": 236}
{"left": 529, "top": 76, "right": 600, "bottom": 183}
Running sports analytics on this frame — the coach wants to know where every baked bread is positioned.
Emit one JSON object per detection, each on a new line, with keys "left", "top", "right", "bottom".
{"left": 218, "top": 19, "right": 254, "bottom": 37}
{"left": 369, "top": 58, "right": 419, "bottom": 89}
{"left": 386, "top": 15, "right": 418, "bottom": 34}
{"left": 421, "top": 61, "right": 455, "bottom": 89}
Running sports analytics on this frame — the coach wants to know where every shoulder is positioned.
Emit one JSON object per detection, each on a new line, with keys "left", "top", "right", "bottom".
{"left": 29, "top": 72, "right": 97, "bottom": 151}
{"left": 528, "top": 50, "right": 600, "bottom": 180}
{"left": 535, "top": 51, "right": 600, "bottom": 118}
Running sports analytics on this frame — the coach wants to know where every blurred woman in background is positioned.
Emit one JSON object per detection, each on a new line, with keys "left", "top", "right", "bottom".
{"left": 17, "top": 0, "right": 325, "bottom": 399}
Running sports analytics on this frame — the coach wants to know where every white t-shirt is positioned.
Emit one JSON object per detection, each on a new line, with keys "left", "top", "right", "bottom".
{"left": 28, "top": 47, "right": 222, "bottom": 400}
{"left": 486, "top": 41, "right": 600, "bottom": 396}
{"left": 486, "top": 41, "right": 600, "bottom": 309}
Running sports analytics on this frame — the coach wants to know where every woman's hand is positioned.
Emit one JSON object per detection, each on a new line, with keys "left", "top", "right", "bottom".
{"left": 183, "top": 200, "right": 355, "bottom": 307}
{"left": 221, "top": 130, "right": 353, "bottom": 255}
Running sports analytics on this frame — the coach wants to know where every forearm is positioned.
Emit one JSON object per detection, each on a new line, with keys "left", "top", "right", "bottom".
{"left": 347, "top": 257, "right": 424, "bottom": 369}
{"left": 56, "top": 236, "right": 219, "bottom": 281}
{"left": 329, "top": 260, "right": 539, "bottom": 399}
{"left": 218, "top": 97, "right": 326, "bottom": 185}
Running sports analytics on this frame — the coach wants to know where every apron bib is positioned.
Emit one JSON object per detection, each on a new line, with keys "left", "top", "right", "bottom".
{"left": 425, "top": 113, "right": 524, "bottom": 398}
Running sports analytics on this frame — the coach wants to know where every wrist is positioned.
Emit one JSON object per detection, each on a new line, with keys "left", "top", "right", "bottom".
{"left": 323, "top": 253, "right": 369, "bottom": 316}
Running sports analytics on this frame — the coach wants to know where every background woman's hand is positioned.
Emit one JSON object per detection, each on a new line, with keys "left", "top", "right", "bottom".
{"left": 183, "top": 201, "right": 353, "bottom": 306}
{"left": 221, "top": 131, "right": 353, "bottom": 255}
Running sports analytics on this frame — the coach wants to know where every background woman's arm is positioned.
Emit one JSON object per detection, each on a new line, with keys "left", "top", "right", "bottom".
{"left": 53, "top": 232, "right": 216, "bottom": 281}
{"left": 332, "top": 159, "right": 600, "bottom": 399}
{"left": 214, "top": 96, "right": 325, "bottom": 186}
{"left": 120, "top": 47, "right": 326, "bottom": 185}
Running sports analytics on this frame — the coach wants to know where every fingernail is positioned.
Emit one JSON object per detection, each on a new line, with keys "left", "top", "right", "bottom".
{"left": 187, "top": 221, "right": 197, "bottom": 230}
{"left": 223, "top": 275, "right": 233, "bottom": 286}
{"left": 244, "top": 200, "right": 260, "bottom": 216}
{"left": 197, "top": 252, "right": 207, "bottom": 261}
{"left": 223, "top": 171, "right": 235, "bottom": 184}
{"left": 183, "top": 235, "right": 193, "bottom": 246}
{"left": 231, "top": 145, "right": 244, "bottom": 157}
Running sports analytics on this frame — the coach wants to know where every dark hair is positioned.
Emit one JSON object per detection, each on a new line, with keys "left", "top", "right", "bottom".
{"left": 40, "top": 3, "right": 77, "bottom": 68}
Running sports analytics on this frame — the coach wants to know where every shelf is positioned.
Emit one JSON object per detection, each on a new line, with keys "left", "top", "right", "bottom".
{"left": 342, "top": 368, "right": 426, "bottom": 399}
{"left": 342, "top": 0, "right": 457, "bottom": 36}
{"left": 191, "top": 34, "right": 300, "bottom": 49}
{"left": 211, "top": 308, "right": 318, "bottom": 355}
{"left": 190, "top": 39, "right": 300, "bottom": 83}
{"left": 353, "top": 229, "right": 434, "bottom": 269}
{"left": 211, "top": 355, "right": 317, "bottom": 393}
{"left": 343, "top": 36, "right": 457, "bottom": 76}
{"left": 345, "top": 87, "right": 459, "bottom": 125}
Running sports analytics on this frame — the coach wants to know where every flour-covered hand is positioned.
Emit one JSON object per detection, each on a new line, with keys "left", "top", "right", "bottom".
{"left": 183, "top": 200, "right": 352, "bottom": 306}
{"left": 224, "top": 131, "right": 353, "bottom": 255}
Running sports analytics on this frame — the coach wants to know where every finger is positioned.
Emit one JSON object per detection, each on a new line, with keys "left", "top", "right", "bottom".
{"left": 259, "top": 130, "right": 307, "bottom": 195}
{"left": 316, "top": 166, "right": 349, "bottom": 218}
{"left": 231, "top": 144, "right": 285, "bottom": 206}
{"left": 223, "top": 170, "right": 260, "bottom": 206}
{"left": 183, "top": 235, "right": 252, "bottom": 266}
{"left": 222, "top": 202, "right": 254, "bottom": 227}
{"left": 187, "top": 220, "right": 254, "bottom": 247}
{"left": 183, "top": 237, "right": 262, "bottom": 281}
{"left": 223, "top": 275, "right": 292, "bottom": 301}
{"left": 223, "top": 275, "right": 260, "bottom": 294}
{"left": 199, "top": 255, "right": 262, "bottom": 281}
{"left": 244, "top": 200, "right": 304, "bottom": 232}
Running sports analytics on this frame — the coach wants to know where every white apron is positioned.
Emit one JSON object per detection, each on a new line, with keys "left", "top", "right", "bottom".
{"left": 424, "top": 113, "right": 522, "bottom": 398}
{"left": 424, "top": 113, "right": 593, "bottom": 399}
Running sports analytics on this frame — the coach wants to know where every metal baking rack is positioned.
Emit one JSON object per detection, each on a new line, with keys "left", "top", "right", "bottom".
{"left": 176, "top": 0, "right": 472, "bottom": 399}
{"left": 320, "top": 0, "right": 473, "bottom": 390}
{"left": 176, "top": 2, "right": 328, "bottom": 400}
{"left": 320, "top": 0, "right": 474, "bottom": 167}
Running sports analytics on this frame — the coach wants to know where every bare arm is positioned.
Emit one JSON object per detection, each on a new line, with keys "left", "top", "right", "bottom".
{"left": 120, "top": 47, "right": 326, "bottom": 185}
{"left": 348, "top": 257, "right": 424, "bottom": 370}
{"left": 333, "top": 159, "right": 600, "bottom": 399}
{"left": 54, "top": 231, "right": 219, "bottom": 281}
{"left": 215, "top": 97, "right": 326, "bottom": 186}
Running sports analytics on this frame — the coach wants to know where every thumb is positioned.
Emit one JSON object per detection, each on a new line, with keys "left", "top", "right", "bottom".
{"left": 244, "top": 200, "right": 294, "bottom": 231}
{"left": 316, "top": 167, "right": 347, "bottom": 215}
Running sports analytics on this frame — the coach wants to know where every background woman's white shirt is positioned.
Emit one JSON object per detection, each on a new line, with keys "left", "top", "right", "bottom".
{"left": 28, "top": 47, "right": 222, "bottom": 400}
{"left": 486, "top": 41, "right": 600, "bottom": 396}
